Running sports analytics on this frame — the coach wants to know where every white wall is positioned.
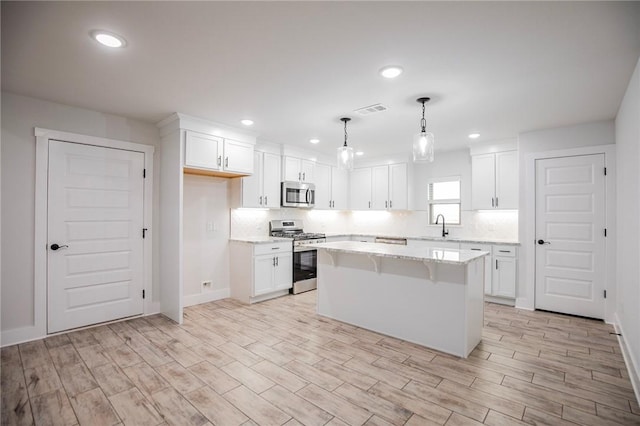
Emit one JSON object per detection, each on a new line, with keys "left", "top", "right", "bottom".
{"left": 1, "top": 92, "right": 160, "bottom": 339}
{"left": 182, "top": 174, "right": 231, "bottom": 305}
{"left": 615, "top": 57, "right": 640, "bottom": 394}
{"left": 517, "top": 120, "right": 615, "bottom": 310}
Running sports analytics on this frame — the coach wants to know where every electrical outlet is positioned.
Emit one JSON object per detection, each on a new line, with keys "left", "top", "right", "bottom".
{"left": 202, "top": 280, "right": 212, "bottom": 291}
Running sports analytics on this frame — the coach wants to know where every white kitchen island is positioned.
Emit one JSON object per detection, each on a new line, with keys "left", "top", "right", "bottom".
{"left": 314, "top": 241, "right": 489, "bottom": 358}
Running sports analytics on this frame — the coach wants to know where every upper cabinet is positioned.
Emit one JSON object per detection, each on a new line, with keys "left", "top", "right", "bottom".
{"left": 315, "top": 164, "right": 348, "bottom": 210}
{"left": 184, "top": 130, "right": 254, "bottom": 176}
{"left": 471, "top": 150, "right": 517, "bottom": 210}
{"left": 283, "top": 156, "right": 315, "bottom": 183}
{"left": 350, "top": 163, "right": 408, "bottom": 210}
{"left": 235, "top": 151, "right": 281, "bottom": 208}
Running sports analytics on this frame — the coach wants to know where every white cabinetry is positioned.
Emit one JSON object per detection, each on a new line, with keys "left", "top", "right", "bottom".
{"left": 350, "top": 168, "right": 372, "bottom": 210}
{"left": 351, "top": 163, "right": 407, "bottom": 210}
{"left": 230, "top": 241, "right": 293, "bottom": 304}
{"left": 492, "top": 245, "right": 517, "bottom": 298}
{"left": 407, "top": 239, "right": 460, "bottom": 250}
{"left": 460, "top": 243, "right": 493, "bottom": 295}
{"left": 283, "top": 156, "right": 315, "bottom": 183}
{"left": 184, "top": 130, "right": 254, "bottom": 175}
{"left": 234, "top": 151, "right": 281, "bottom": 208}
{"left": 315, "top": 164, "right": 348, "bottom": 209}
{"left": 471, "top": 151, "right": 517, "bottom": 210}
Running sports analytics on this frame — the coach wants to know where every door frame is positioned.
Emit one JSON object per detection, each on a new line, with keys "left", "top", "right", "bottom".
{"left": 34, "top": 127, "right": 155, "bottom": 337}
{"left": 520, "top": 144, "right": 616, "bottom": 323}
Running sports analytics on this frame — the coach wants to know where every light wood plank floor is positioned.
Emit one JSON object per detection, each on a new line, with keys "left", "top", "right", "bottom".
{"left": 2, "top": 292, "right": 639, "bottom": 425}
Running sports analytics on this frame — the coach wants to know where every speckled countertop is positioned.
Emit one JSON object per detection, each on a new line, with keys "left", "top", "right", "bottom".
{"left": 314, "top": 241, "right": 490, "bottom": 265}
{"left": 229, "top": 237, "right": 291, "bottom": 244}
{"left": 324, "top": 233, "right": 519, "bottom": 246}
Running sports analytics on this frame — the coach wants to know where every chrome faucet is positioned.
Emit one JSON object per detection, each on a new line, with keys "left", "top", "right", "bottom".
{"left": 435, "top": 214, "right": 449, "bottom": 238}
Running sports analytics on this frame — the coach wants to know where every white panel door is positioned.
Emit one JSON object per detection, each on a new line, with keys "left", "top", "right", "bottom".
{"left": 242, "top": 151, "right": 262, "bottom": 207}
{"left": 350, "top": 168, "right": 372, "bottom": 209}
{"left": 389, "top": 163, "right": 408, "bottom": 210}
{"left": 535, "top": 154, "right": 606, "bottom": 319}
{"left": 48, "top": 140, "right": 145, "bottom": 333}
{"left": 471, "top": 154, "right": 496, "bottom": 210}
{"left": 283, "top": 156, "right": 301, "bottom": 181}
{"left": 223, "top": 139, "right": 254, "bottom": 174}
{"left": 314, "top": 164, "right": 332, "bottom": 209}
{"left": 184, "top": 131, "right": 221, "bottom": 170}
{"left": 371, "top": 166, "right": 389, "bottom": 209}
{"left": 331, "top": 167, "right": 348, "bottom": 210}
{"left": 495, "top": 151, "right": 518, "bottom": 209}
{"left": 262, "top": 152, "right": 281, "bottom": 208}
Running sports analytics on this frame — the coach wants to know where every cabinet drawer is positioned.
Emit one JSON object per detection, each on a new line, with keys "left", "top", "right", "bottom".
{"left": 494, "top": 245, "right": 517, "bottom": 257}
{"left": 460, "top": 243, "right": 492, "bottom": 254}
{"left": 254, "top": 242, "right": 292, "bottom": 255}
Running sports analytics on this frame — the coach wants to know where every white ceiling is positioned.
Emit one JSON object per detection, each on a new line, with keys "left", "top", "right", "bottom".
{"left": 2, "top": 2, "right": 639, "bottom": 159}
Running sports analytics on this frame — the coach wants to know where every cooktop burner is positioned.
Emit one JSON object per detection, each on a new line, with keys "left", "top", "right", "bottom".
{"left": 269, "top": 219, "right": 325, "bottom": 240}
{"left": 271, "top": 231, "right": 326, "bottom": 240}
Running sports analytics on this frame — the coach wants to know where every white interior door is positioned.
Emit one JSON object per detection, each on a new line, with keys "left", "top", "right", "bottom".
{"left": 48, "top": 140, "right": 145, "bottom": 333}
{"left": 535, "top": 154, "right": 606, "bottom": 319}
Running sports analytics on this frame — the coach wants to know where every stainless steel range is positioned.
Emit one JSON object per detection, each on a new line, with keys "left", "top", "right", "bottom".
{"left": 269, "top": 219, "right": 326, "bottom": 294}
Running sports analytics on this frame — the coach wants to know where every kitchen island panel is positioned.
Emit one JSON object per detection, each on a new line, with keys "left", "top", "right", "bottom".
{"left": 316, "top": 250, "right": 484, "bottom": 358}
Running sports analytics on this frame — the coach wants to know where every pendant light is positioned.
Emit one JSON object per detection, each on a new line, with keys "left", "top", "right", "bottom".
{"left": 337, "top": 117, "right": 354, "bottom": 170}
{"left": 413, "top": 97, "right": 435, "bottom": 162}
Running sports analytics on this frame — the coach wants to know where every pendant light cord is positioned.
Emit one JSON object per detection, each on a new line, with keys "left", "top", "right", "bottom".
{"left": 421, "top": 101, "right": 427, "bottom": 133}
{"left": 343, "top": 119, "right": 348, "bottom": 147}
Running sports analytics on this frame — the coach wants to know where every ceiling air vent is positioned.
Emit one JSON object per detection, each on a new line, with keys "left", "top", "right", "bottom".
{"left": 354, "top": 103, "right": 388, "bottom": 116}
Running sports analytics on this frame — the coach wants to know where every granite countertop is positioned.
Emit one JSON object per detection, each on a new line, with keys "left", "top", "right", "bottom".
{"left": 229, "top": 236, "right": 291, "bottom": 244}
{"left": 324, "top": 233, "right": 519, "bottom": 246}
{"left": 314, "top": 241, "right": 490, "bottom": 265}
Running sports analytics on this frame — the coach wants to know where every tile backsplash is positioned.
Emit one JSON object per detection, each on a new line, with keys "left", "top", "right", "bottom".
{"left": 230, "top": 208, "right": 518, "bottom": 241}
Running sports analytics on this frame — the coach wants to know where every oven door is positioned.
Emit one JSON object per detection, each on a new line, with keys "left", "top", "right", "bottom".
{"left": 293, "top": 247, "right": 317, "bottom": 283}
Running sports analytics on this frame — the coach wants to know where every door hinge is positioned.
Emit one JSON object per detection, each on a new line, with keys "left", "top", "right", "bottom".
{"left": 604, "top": 228, "right": 607, "bottom": 237}
{"left": 142, "top": 228, "right": 148, "bottom": 238}
{"left": 604, "top": 167, "right": 607, "bottom": 176}
{"left": 143, "top": 168, "right": 146, "bottom": 178}
{"left": 604, "top": 290, "right": 607, "bottom": 299}
{"left": 142, "top": 290, "right": 146, "bottom": 299}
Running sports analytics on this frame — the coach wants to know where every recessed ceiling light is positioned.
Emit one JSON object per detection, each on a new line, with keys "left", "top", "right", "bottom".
{"left": 468, "top": 133, "right": 481, "bottom": 139}
{"left": 356, "top": 151, "right": 364, "bottom": 156}
{"left": 309, "top": 138, "right": 320, "bottom": 144}
{"left": 90, "top": 30, "right": 126, "bottom": 48}
{"left": 379, "top": 66, "right": 403, "bottom": 79}
{"left": 240, "top": 119, "right": 254, "bottom": 126}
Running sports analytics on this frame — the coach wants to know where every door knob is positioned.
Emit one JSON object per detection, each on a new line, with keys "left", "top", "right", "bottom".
{"left": 537, "top": 239, "right": 550, "bottom": 245}
{"left": 50, "top": 243, "right": 69, "bottom": 250}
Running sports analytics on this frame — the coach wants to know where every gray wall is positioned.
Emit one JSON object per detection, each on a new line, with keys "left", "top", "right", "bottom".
{"left": 1, "top": 92, "right": 161, "bottom": 335}
{"left": 615, "top": 57, "right": 640, "bottom": 388}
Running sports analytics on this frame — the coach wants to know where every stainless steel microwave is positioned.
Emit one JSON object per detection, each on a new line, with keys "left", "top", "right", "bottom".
{"left": 281, "top": 181, "right": 315, "bottom": 208}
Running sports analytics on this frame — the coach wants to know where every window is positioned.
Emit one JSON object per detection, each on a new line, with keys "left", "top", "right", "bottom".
{"left": 428, "top": 177, "right": 461, "bottom": 225}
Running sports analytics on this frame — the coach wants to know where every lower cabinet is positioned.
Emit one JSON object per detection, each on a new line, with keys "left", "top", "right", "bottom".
{"left": 230, "top": 241, "right": 293, "bottom": 303}
{"left": 492, "top": 245, "right": 517, "bottom": 299}
{"left": 461, "top": 243, "right": 517, "bottom": 301}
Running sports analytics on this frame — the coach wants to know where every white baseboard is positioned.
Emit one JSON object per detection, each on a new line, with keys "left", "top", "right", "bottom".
{"left": 183, "top": 288, "right": 230, "bottom": 307}
{"left": 485, "top": 295, "right": 515, "bottom": 306}
{"left": 613, "top": 313, "right": 640, "bottom": 405}
{"left": 1, "top": 324, "right": 46, "bottom": 348}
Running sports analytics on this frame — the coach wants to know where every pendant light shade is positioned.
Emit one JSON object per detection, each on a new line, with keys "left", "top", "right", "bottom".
{"left": 413, "top": 97, "right": 435, "bottom": 162}
{"left": 337, "top": 117, "right": 354, "bottom": 170}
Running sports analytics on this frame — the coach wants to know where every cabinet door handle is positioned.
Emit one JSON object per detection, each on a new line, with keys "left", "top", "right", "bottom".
{"left": 273, "top": 257, "right": 276, "bottom": 266}
{"left": 495, "top": 197, "right": 499, "bottom": 207}
{"left": 385, "top": 201, "right": 388, "bottom": 208}
{"left": 275, "top": 256, "right": 279, "bottom": 266}
{"left": 298, "top": 172, "right": 301, "bottom": 181}
{"left": 217, "top": 156, "right": 222, "bottom": 166}
{"left": 225, "top": 157, "right": 229, "bottom": 168}
{"left": 259, "top": 196, "right": 263, "bottom": 205}
{"left": 491, "top": 197, "right": 494, "bottom": 207}
{"left": 498, "top": 249, "right": 511, "bottom": 253}
{"left": 303, "top": 172, "right": 306, "bottom": 181}
{"left": 495, "top": 259, "right": 499, "bottom": 269}
{"left": 368, "top": 201, "right": 371, "bottom": 209}
{"left": 265, "top": 196, "right": 268, "bottom": 205}
{"left": 390, "top": 200, "right": 392, "bottom": 208}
